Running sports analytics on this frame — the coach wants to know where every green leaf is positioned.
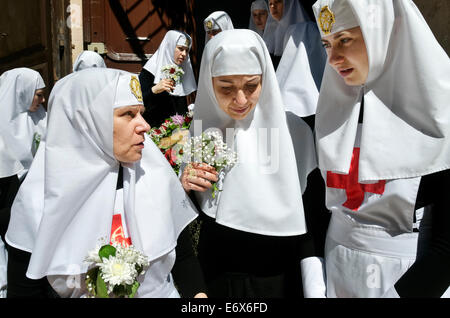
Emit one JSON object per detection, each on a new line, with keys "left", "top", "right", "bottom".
{"left": 96, "top": 274, "right": 109, "bottom": 298}
{"left": 98, "top": 245, "right": 116, "bottom": 261}
{"left": 130, "top": 281, "right": 140, "bottom": 298}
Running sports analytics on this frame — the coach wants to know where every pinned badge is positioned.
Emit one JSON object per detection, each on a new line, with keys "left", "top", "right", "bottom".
{"left": 130, "top": 76, "right": 143, "bottom": 102}
{"left": 319, "top": 5, "right": 335, "bottom": 35}
{"left": 205, "top": 20, "right": 213, "bottom": 31}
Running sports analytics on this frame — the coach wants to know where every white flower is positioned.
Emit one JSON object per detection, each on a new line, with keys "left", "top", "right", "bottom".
{"left": 85, "top": 245, "right": 102, "bottom": 263}
{"left": 115, "top": 244, "right": 149, "bottom": 269}
{"left": 99, "top": 256, "right": 137, "bottom": 289}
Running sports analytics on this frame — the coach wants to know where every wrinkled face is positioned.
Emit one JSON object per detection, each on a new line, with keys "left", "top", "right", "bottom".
{"left": 174, "top": 45, "right": 189, "bottom": 65}
{"left": 207, "top": 29, "right": 221, "bottom": 40}
{"left": 113, "top": 105, "right": 150, "bottom": 163}
{"left": 252, "top": 9, "right": 268, "bottom": 31}
{"left": 269, "top": 0, "right": 283, "bottom": 21}
{"left": 321, "top": 26, "right": 369, "bottom": 86}
{"left": 29, "top": 89, "right": 45, "bottom": 112}
{"left": 212, "top": 74, "right": 262, "bottom": 120}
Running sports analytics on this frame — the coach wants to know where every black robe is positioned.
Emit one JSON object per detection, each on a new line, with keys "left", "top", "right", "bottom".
{"left": 139, "top": 68, "right": 189, "bottom": 128}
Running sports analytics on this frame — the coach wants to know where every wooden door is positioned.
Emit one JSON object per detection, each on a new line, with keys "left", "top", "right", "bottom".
{"left": 83, "top": 0, "right": 197, "bottom": 74}
{"left": 0, "top": 0, "right": 53, "bottom": 87}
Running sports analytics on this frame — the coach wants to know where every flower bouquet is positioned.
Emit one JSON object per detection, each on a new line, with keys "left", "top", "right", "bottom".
{"left": 84, "top": 242, "right": 149, "bottom": 298}
{"left": 148, "top": 112, "right": 193, "bottom": 175}
{"left": 161, "top": 64, "right": 184, "bottom": 86}
{"left": 182, "top": 130, "right": 238, "bottom": 198}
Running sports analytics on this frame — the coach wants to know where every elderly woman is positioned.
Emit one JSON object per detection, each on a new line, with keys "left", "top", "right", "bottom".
{"left": 311, "top": 0, "right": 450, "bottom": 297}
{"left": 180, "top": 29, "right": 319, "bottom": 297}
{"left": 0, "top": 68, "right": 46, "bottom": 297}
{"left": 139, "top": 30, "right": 197, "bottom": 128}
{"left": 6, "top": 68, "right": 206, "bottom": 298}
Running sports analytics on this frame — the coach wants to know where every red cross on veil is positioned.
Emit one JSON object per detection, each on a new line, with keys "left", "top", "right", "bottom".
{"left": 327, "top": 148, "right": 386, "bottom": 211}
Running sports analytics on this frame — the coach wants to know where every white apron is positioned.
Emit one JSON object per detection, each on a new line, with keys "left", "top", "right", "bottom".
{"left": 323, "top": 124, "right": 450, "bottom": 297}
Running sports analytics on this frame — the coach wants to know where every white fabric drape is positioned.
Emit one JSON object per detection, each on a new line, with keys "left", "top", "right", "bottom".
{"left": 0, "top": 68, "right": 46, "bottom": 179}
{"left": 263, "top": 0, "right": 310, "bottom": 56}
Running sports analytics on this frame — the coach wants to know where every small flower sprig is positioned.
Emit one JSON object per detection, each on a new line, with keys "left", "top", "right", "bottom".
{"left": 182, "top": 131, "right": 238, "bottom": 198}
{"left": 161, "top": 64, "right": 185, "bottom": 85}
{"left": 85, "top": 242, "right": 149, "bottom": 298}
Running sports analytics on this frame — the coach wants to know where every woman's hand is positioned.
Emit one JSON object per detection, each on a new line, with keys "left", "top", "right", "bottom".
{"left": 181, "top": 163, "right": 218, "bottom": 193}
{"left": 152, "top": 78, "right": 175, "bottom": 94}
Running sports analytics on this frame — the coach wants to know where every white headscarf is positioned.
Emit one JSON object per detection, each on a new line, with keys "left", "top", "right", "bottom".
{"left": 263, "top": 0, "right": 310, "bottom": 56}
{"left": 19, "top": 68, "right": 197, "bottom": 279}
{"left": 276, "top": 21, "right": 327, "bottom": 117}
{"left": 0, "top": 135, "right": 23, "bottom": 178}
{"left": 191, "top": 29, "right": 306, "bottom": 236}
{"left": 203, "top": 11, "right": 234, "bottom": 44}
{"left": 0, "top": 68, "right": 46, "bottom": 179}
{"left": 142, "top": 30, "right": 196, "bottom": 97}
{"left": 249, "top": 0, "right": 269, "bottom": 36}
{"left": 73, "top": 51, "right": 107, "bottom": 72}
{"left": 312, "top": 0, "right": 450, "bottom": 181}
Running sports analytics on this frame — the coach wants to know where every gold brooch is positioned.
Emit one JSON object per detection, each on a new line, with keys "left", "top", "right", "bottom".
{"left": 130, "top": 76, "right": 143, "bottom": 102}
{"left": 319, "top": 5, "right": 335, "bottom": 35}
{"left": 205, "top": 20, "right": 213, "bottom": 31}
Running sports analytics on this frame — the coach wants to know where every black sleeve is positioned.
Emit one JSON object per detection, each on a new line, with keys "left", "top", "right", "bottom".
{"left": 138, "top": 69, "right": 157, "bottom": 112}
{"left": 395, "top": 169, "right": 450, "bottom": 297}
{"left": 0, "top": 175, "right": 21, "bottom": 244}
{"left": 171, "top": 223, "right": 208, "bottom": 297}
{"left": 298, "top": 168, "right": 331, "bottom": 259}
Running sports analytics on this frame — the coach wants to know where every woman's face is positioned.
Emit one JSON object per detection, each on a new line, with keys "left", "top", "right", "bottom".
{"left": 174, "top": 45, "right": 189, "bottom": 65}
{"left": 113, "top": 105, "right": 150, "bottom": 163}
{"left": 321, "top": 26, "right": 369, "bottom": 86}
{"left": 252, "top": 9, "right": 268, "bottom": 31}
{"left": 29, "top": 89, "right": 45, "bottom": 112}
{"left": 269, "top": 0, "right": 283, "bottom": 21}
{"left": 212, "top": 74, "right": 262, "bottom": 120}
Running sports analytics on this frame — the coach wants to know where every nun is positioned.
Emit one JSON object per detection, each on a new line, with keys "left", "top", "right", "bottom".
{"left": 139, "top": 30, "right": 197, "bottom": 128}
{"left": 312, "top": 0, "right": 450, "bottom": 297}
{"left": 72, "top": 50, "right": 107, "bottom": 72}
{"left": 249, "top": 0, "right": 269, "bottom": 37}
{"left": 263, "top": 0, "right": 310, "bottom": 69}
{"left": 0, "top": 68, "right": 46, "bottom": 297}
{"left": 180, "top": 29, "right": 317, "bottom": 297}
{"left": 203, "top": 11, "right": 234, "bottom": 44}
{"left": 7, "top": 68, "right": 207, "bottom": 298}
{"left": 276, "top": 20, "right": 327, "bottom": 130}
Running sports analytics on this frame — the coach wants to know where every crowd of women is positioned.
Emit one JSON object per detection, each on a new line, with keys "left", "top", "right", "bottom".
{"left": 0, "top": 0, "right": 449, "bottom": 299}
